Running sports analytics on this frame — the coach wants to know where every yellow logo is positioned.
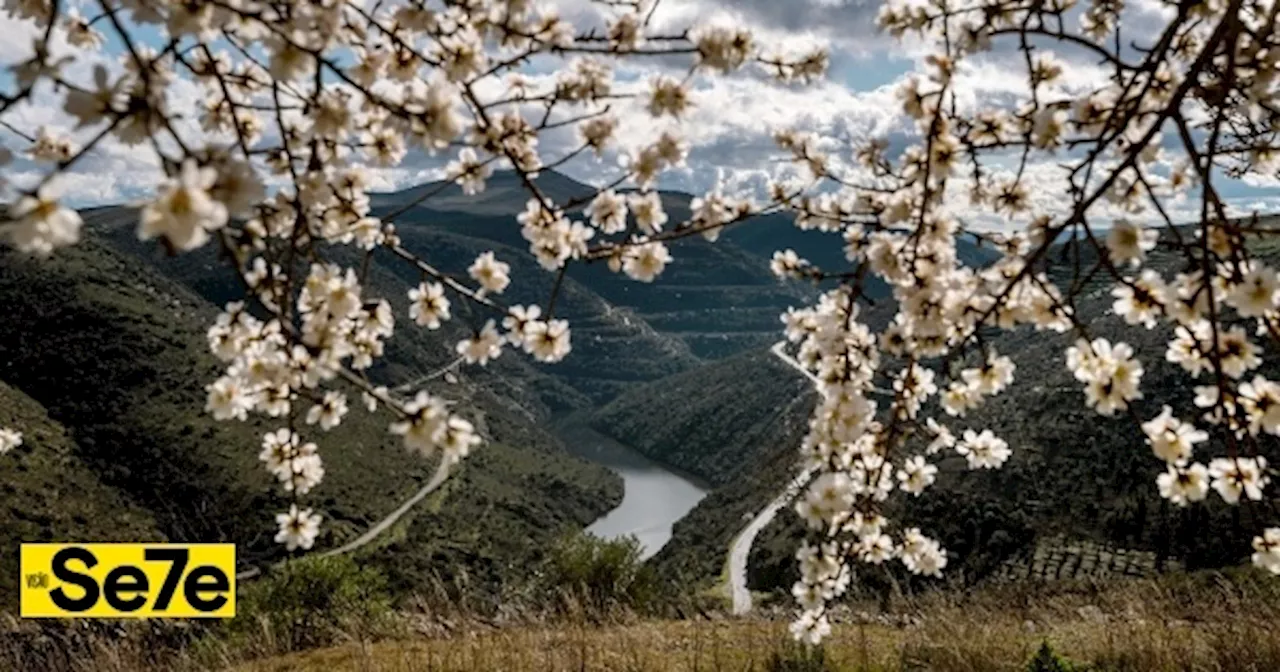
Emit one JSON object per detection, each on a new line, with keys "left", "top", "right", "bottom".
{"left": 20, "top": 544, "right": 236, "bottom": 618}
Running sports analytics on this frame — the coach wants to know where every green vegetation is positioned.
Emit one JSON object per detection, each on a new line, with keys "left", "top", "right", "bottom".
{"left": 535, "top": 532, "right": 662, "bottom": 617}
{"left": 219, "top": 555, "right": 396, "bottom": 656}
{"left": 1026, "top": 642, "right": 1084, "bottom": 672}
{"left": 0, "top": 381, "right": 162, "bottom": 610}
{"left": 0, "top": 237, "right": 621, "bottom": 605}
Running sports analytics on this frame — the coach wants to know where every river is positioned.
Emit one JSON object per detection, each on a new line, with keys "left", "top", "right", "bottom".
{"left": 559, "top": 425, "right": 709, "bottom": 560}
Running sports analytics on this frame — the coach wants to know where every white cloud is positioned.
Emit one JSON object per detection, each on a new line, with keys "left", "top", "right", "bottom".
{"left": 0, "top": 0, "right": 1273, "bottom": 231}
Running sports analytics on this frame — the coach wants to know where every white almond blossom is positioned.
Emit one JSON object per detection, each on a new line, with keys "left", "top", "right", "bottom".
{"left": 524, "top": 318, "right": 572, "bottom": 363}
{"left": 956, "top": 429, "right": 1012, "bottom": 469}
{"left": 1228, "top": 265, "right": 1280, "bottom": 317}
{"left": 275, "top": 505, "right": 322, "bottom": 552}
{"left": 456, "top": 320, "right": 504, "bottom": 365}
{"left": 647, "top": 76, "right": 692, "bottom": 118}
{"left": 3, "top": 0, "right": 1280, "bottom": 644}
{"left": 1067, "top": 339, "right": 1144, "bottom": 416}
{"left": 306, "top": 391, "right": 349, "bottom": 431}
{"left": 585, "top": 190, "right": 629, "bottom": 235}
{"left": 27, "top": 126, "right": 74, "bottom": 162}
{"left": 389, "top": 391, "right": 449, "bottom": 455}
{"left": 503, "top": 304, "right": 543, "bottom": 342}
{"left": 924, "top": 418, "right": 955, "bottom": 455}
{"left": 1239, "top": 376, "right": 1280, "bottom": 436}
{"left": 622, "top": 241, "right": 672, "bottom": 283}
{"left": 897, "top": 455, "right": 938, "bottom": 495}
{"left": 1208, "top": 457, "right": 1270, "bottom": 504}
{"left": 629, "top": 191, "right": 668, "bottom": 234}
{"left": 1141, "top": 406, "right": 1208, "bottom": 464}
{"left": 1252, "top": 529, "right": 1280, "bottom": 575}
{"left": 0, "top": 428, "right": 22, "bottom": 454}
{"left": 1106, "top": 220, "right": 1158, "bottom": 266}
{"left": 138, "top": 159, "right": 228, "bottom": 252}
{"left": 5, "top": 182, "right": 82, "bottom": 256}
{"left": 1157, "top": 463, "right": 1211, "bottom": 506}
{"left": 408, "top": 282, "right": 451, "bottom": 329}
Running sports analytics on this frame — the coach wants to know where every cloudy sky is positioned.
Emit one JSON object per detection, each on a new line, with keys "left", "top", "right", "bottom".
{"left": 2, "top": 0, "right": 1277, "bottom": 229}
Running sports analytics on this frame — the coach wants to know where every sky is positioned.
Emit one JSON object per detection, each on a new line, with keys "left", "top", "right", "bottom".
{"left": 2, "top": 0, "right": 1278, "bottom": 230}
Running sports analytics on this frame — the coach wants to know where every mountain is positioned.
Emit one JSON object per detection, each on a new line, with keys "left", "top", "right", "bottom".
{"left": 0, "top": 168, "right": 855, "bottom": 602}
{"left": 0, "top": 381, "right": 163, "bottom": 609}
{"left": 79, "top": 168, "right": 997, "bottom": 415}
{"left": 589, "top": 347, "right": 812, "bottom": 488}
{"left": 0, "top": 167, "right": 1077, "bottom": 609}
{"left": 0, "top": 236, "right": 622, "bottom": 598}
{"left": 596, "top": 231, "right": 1280, "bottom": 594}
{"left": 370, "top": 172, "right": 817, "bottom": 361}
{"left": 371, "top": 170, "right": 1007, "bottom": 362}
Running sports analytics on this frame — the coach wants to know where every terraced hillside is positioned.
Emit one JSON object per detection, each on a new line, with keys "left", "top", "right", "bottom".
{"left": 992, "top": 536, "right": 1183, "bottom": 582}
{"left": 612, "top": 230, "right": 1280, "bottom": 595}
{"left": 372, "top": 171, "right": 820, "bottom": 360}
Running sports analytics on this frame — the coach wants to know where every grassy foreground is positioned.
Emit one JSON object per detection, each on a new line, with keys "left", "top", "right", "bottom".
{"left": 237, "top": 613, "right": 1275, "bottom": 672}
{"left": 236, "top": 572, "right": 1280, "bottom": 672}
{"left": 8, "top": 564, "right": 1280, "bottom": 671}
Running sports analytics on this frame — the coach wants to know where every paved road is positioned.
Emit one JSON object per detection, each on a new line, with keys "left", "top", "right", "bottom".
{"left": 236, "top": 409, "right": 484, "bottom": 581}
{"left": 727, "top": 342, "right": 897, "bottom": 614}
{"left": 727, "top": 343, "right": 821, "bottom": 615}
{"left": 728, "top": 463, "right": 815, "bottom": 614}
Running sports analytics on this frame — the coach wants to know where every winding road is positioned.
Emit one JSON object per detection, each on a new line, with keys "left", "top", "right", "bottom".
{"left": 727, "top": 342, "right": 822, "bottom": 615}
{"left": 236, "top": 407, "right": 487, "bottom": 581}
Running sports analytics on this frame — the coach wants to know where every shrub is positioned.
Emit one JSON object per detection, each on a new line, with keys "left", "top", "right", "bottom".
{"left": 216, "top": 554, "right": 395, "bottom": 657}
{"left": 537, "top": 531, "right": 660, "bottom": 617}
{"left": 765, "top": 638, "right": 834, "bottom": 672}
{"left": 1027, "top": 641, "right": 1084, "bottom": 672}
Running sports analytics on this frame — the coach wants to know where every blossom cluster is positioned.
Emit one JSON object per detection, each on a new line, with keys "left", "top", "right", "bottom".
{"left": 767, "top": 0, "right": 1280, "bottom": 644}
{"left": 2, "top": 0, "right": 1279, "bottom": 645}
{"left": 0, "top": 428, "right": 21, "bottom": 455}
{"left": 0, "top": 0, "right": 825, "bottom": 563}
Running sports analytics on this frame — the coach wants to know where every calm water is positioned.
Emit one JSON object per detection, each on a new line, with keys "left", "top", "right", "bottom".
{"left": 562, "top": 426, "right": 709, "bottom": 560}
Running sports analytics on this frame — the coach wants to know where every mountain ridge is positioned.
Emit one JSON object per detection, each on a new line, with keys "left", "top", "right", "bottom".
{"left": 598, "top": 234, "right": 1280, "bottom": 594}
{"left": 0, "top": 233, "right": 622, "bottom": 598}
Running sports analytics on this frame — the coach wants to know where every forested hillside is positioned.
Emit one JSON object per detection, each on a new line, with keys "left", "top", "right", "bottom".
{"left": 6, "top": 168, "right": 1263, "bottom": 612}
{"left": 598, "top": 231, "right": 1280, "bottom": 594}
{"left": 590, "top": 348, "right": 811, "bottom": 487}
{"left": 0, "top": 381, "right": 162, "bottom": 609}
{"left": 0, "top": 238, "right": 621, "bottom": 598}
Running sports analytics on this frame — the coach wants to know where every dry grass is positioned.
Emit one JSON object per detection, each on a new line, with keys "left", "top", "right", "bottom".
{"left": 10, "top": 570, "right": 1280, "bottom": 671}
{"left": 237, "top": 620, "right": 841, "bottom": 672}
{"left": 234, "top": 572, "right": 1280, "bottom": 672}
{"left": 231, "top": 610, "right": 1280, "bottom": 672}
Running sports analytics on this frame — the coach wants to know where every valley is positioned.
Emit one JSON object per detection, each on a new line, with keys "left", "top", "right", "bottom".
{"left": 559, "top": 424, "right": 708, "bottom": 560}
{"left": 0, "top": 169, "right": 842, "bottom": 613}
{"left": 4, "top": 0, "right": 1278, "bottom": 667}
{"left": 4, "top": 168, "right": 1274, "bottom": 629}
